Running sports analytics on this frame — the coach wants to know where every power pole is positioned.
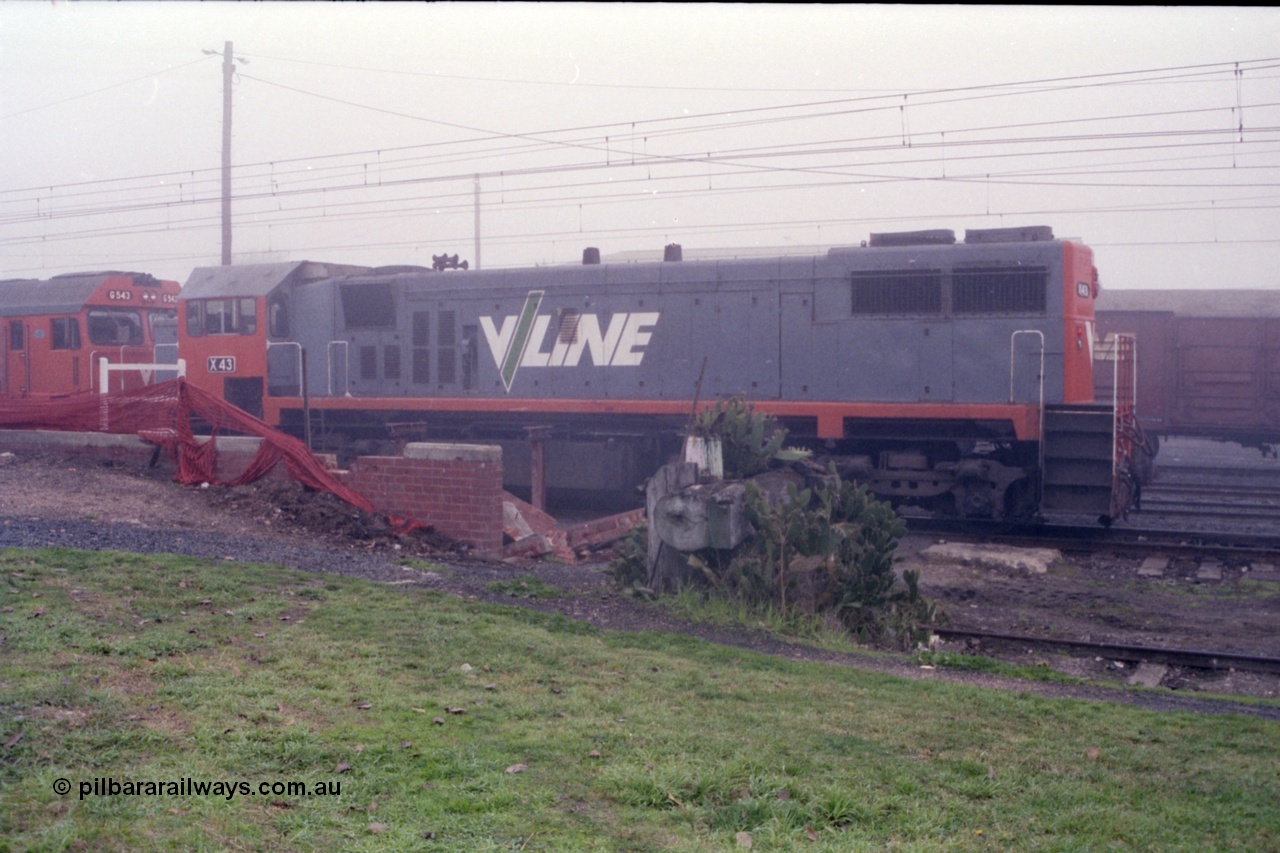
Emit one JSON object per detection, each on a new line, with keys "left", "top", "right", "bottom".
{"left": 220, "top": 41, "right": 233, "bottom": 266}
{"left": 473, "top": 174, "right": 481, "bottom": 270}
{"left": 204, "top": 41, "right": 237, "bottom": 265}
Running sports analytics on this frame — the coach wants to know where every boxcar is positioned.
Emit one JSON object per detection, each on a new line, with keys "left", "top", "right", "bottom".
{"left": 1095, "top": 289, "right": 1280, "bottom": 452}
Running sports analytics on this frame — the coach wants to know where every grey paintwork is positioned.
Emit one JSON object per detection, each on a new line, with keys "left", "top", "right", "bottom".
{"left": 256, "top": 239, "right": 1071, "bottom": 410}
{"left": 181, "top": 261, "right": 371, "bottom": 300}
{"left": 0, "top": 273, "right": 124, "bottom": 317}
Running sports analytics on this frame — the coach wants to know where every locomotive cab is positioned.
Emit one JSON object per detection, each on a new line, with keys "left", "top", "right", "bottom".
{"left": 179, "top": 261, "right": 373, "bottom": 420}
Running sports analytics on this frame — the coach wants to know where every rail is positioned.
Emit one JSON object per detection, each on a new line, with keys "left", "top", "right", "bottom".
{"left": 933, "top": 628, "right": 1280, "bottom": 676}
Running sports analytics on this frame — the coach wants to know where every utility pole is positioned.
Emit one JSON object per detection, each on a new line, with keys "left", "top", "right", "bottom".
{"left": 220, "top": 41, "right": 233, "bottom": 266}
{"left": 473, "top": 174, "right": 481, "bottom": 270}
{"left": 204, "top": 41, "right": 237, "bottom": 265}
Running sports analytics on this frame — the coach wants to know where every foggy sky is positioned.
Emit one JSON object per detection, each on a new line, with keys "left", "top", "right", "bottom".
{"left": 1, "top": 3, "right": 1278, "bottom": 291}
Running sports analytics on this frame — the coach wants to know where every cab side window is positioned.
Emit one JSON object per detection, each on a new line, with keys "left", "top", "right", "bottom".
{"left": 186, "top": 299, "right": 258, "bottom": 336}
{"left": 268, "top": 295, "right": 289, "bottom": 338}
{"left": 50, "top": 317, "right": 82, "bottom": 350}
{"left": 186, "top": 302, "right": 204, "bottom": 338}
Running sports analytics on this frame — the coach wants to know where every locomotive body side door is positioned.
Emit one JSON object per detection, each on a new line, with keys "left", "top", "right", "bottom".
{"left": 31, "top": 315, "right": 84, "bottom": 394}
{"left": 4, "top": 318, "right": 25, "bottom": 394}
{"left": 333, "top": 279, "right": 403, "bottom": 399}
{"left": 8, "top": 319, "right": 33, "bottom": 394}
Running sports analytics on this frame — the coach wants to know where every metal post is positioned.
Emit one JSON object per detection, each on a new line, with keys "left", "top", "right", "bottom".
{"left": 473, "top": 173, "right": 481, "bottom": 271}
{"left": 301, "top": 347, "right": 311, "bottom": 450}
{"left": 524, "top": 425, "right": 552, "bottom": 511}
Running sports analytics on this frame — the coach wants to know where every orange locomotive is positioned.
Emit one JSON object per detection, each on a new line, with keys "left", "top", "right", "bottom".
{"left": 0, "top": 271, "right": 180, "bottom": 396}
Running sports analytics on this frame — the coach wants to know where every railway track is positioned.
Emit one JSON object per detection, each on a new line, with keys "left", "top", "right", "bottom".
{"left": 900, "top": 442, "right": 1280, "bottom": 698}
{"left": 1138, "top": 464, "right": 1280, "bottom": 522}
{"left": 933, "top": 628, "right": 1280, "bottom": 677}
{"left": 904, "top": 517, "right": 1280, "bottom": 562}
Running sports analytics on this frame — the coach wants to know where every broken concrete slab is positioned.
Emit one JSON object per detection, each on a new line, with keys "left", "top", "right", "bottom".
{"left": 501, "top": 492, "right": 575, "bottom": 561}
{"left": 1127, "top": 663, "right": 1169, "bottom": 689}
{"left": 503, "top": 501, "right": 536, "bottom": 541}
{"left": 917, "top": 543, "right": 1061, "bottom": 575}
{"left": 562, "top": 508, "right": 645, "bottom": 552}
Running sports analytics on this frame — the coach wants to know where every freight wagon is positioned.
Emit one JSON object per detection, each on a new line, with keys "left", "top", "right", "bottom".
{"left": 1095, "top": 289, "right": 1280, "bottom": 455}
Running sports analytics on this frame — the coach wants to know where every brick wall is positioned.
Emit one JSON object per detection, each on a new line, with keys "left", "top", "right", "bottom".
{"left": 338, "top": 442, "right": 503, "bottom": 552}
{"left": 0, "top": 430, "right": 505, "bottom": 552}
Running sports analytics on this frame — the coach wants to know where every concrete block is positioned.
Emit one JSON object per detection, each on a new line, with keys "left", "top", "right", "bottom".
{"left": 1138, "top": 556, "right": 1168, "bottom": 577}
{"left": 403, "top": 442, "right": 501, "bottom": 464}
{"left": 1196, "top": 559, "right": 1223, "bottom": 581}
{"left": 1127, "top": 663, "right": 1168, "bottom": 689}
{"left": 919, "top": 543, "right": 1061, "bottom": 574}
{"left": 1246, "top": 563, "right": 1279, "bottom": 582}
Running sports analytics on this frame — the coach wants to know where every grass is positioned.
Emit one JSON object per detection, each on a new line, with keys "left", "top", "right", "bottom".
{"left": 659, "top": 588, "right": 874, "bottom": 656}
{"left": 485, "top": 577, "right": 565, "bottom": 600}
{"left": 913, "top": 651, "right": 1082, "bottom": 684}
{"left": 1, "top": 547, "right": 1279, "bottom": 851}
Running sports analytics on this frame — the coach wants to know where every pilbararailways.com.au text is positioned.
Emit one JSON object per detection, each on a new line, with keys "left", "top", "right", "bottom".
{"left": 55, "top": 776, "right": 342, "bottom": 801}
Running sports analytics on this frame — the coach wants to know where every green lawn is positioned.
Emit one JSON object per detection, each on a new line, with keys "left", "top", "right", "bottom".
{"left": 1, "top": 547, "right": 1277, "bottom": 851}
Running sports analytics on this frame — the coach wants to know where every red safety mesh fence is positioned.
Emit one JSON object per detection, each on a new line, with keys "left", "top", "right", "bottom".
{"left": 0, "top": 378, "right": 424, "bottom": 534}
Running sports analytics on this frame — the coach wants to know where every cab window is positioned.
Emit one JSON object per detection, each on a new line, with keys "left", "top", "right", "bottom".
{"left": 150, "top": 310, "right": 178, "bottom": 345}
{"left": 87, "top": 309, "right": 144, "bottom": 346}
{"left": 50, "top": 317, "right": 82, "bottom": 350}
{"left": 268, "top": 295, "right": 289, "bottom": 338}
{"left": 185, "top": 299, "right": 257, "bottom": 336}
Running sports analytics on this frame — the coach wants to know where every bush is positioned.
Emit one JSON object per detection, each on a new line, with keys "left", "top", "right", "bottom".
{"left": 605, "top": 525, "right": 650, "bottom": 590}
{"left": 690, "top": 468, "right": 935, "bottom": 649}
{"left": 691, "top": 395, "right": 788, "bottom": 479}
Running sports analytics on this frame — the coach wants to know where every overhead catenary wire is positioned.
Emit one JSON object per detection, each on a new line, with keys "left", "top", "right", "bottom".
{"left": 3, "top": 54, "right": 1279, "bottom": 277}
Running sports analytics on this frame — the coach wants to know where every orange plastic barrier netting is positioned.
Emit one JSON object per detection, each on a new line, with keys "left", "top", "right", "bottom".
{"left": 0, "top": 378, "right": 425, "bottom": 535}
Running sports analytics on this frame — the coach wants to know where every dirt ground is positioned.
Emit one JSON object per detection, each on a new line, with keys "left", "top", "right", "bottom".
{"left": 2, "top": 450, "right": 1278, "bottom": 714}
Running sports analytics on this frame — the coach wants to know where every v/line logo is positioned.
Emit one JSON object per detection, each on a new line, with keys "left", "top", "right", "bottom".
{"left": 480, "top": 291, "right": 660, "bottom": 392}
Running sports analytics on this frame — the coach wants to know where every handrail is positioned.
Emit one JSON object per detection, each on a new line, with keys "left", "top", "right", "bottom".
{"left": 1010, "top": 329, "right": 1046, "bottom": 507}
{"left": 267, "top": 341, "right": 303, "bottom": 396}
{"left": 327, "top": 340, "right": 351, "bottom": 397}
{"left": 1112, "top": 332, "right": 1138, "bottom": 478}
{"left": 97, "top": 357, "right": 186, "bottom": 394}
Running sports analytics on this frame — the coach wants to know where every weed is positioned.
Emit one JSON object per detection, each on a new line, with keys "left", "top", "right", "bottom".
{"left": 485, "top": 576, "right": 564, "bottom": 599}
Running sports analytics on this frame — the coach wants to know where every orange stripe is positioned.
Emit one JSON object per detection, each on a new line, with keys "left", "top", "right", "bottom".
{"left": 264, "top": 397, "right": 1042, "bottom": 441}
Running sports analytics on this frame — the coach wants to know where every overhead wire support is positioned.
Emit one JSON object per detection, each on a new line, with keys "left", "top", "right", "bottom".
{"left": 203, "top": 41, "right": 246, "bottom": 265}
